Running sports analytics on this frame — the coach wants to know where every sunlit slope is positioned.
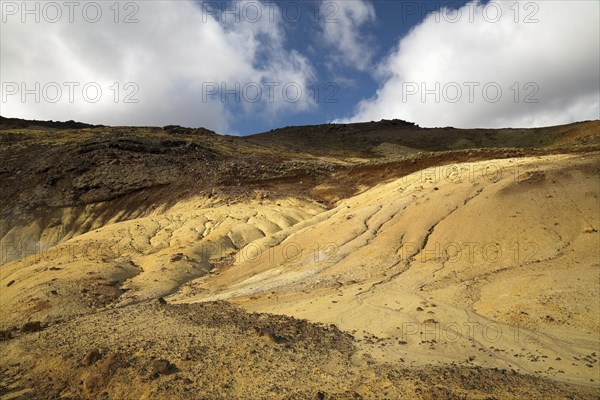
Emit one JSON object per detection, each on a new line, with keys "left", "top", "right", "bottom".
{"left": 0, "top": 198, "right": 324, "bottom": 329}
{"left": 171, "top": 153, "right": 600, "bottom": 385}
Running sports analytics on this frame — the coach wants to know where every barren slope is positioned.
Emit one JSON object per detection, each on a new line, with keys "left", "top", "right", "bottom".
{"left": 171, "top": 154, "right": 600, "bottom": 387}
{"left": 1, "top": 117, "right": 599, "bottom": 399}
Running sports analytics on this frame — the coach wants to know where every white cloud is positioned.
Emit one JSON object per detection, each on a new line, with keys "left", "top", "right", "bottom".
{"left": 320, "top": 0, "right": 376, "bottom": 71}
{"left": 0, "top": 0, "right": 315, "bottom": 133}
{"left": 338, "top": 0, "right": 600, "bottom": 128}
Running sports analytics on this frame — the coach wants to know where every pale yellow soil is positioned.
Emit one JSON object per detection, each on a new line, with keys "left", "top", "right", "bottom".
{"left": 1, "top": 147, "right": 599, "bottom": 398}
{"left": 170, "top": 154, "right": 600, "bottom": 387}
{"left": 0, "top": 198, "right": 324, "bottom": 328}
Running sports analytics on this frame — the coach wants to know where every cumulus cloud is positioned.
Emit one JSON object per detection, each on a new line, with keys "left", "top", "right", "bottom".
{"left": 320, "top": 0, "right": 376, "bottom": 71}
{"left": 0, "top": 0, "right": 315, "bottom": 132}
{"left": 338, "top": 0, "right": 600, "bottom": 128}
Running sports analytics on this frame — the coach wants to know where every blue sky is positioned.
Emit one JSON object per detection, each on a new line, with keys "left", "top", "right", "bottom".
{"left": 232, "top": 0, "right": 475, "bottom": 134}
{"left": 1, "top": 0, "right": 598, "bottom": 135}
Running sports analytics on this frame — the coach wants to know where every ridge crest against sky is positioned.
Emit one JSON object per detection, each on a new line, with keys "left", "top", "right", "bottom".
{"left": 1, "top": 0, "right": 599, "bottom": 135}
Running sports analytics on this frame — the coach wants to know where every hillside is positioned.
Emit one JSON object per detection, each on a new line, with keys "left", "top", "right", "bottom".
{"left": 0, "top": 116, "right": 599, "bottom": 399}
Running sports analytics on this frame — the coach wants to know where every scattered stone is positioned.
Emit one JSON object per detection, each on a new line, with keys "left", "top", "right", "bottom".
{"left": 83, "top": 353, "right": 126, "bottom": 393}
{"left": 583, "top": 225, "right": 597, "bottom": 233}
{"left": 21, "top": 321, "right": 43, "bottom": 333}
{"left": 0, "top": 330, "right": 12, "bottom": 341}
{"left": 158, "top": 297, "right": 167, "bottom": 305}
{"left": 151, "top": 359, "right": 177, "bottom": 378}
{"left": 82, "top": 349, "right": 102, "bottom": 366}
{"left": 254, "top": 327, "right": 286, "bottom": 345}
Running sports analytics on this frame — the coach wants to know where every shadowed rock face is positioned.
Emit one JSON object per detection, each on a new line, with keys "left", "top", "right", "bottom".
{"left": 1, "top": 117, "right": 599, "bottom": 399}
